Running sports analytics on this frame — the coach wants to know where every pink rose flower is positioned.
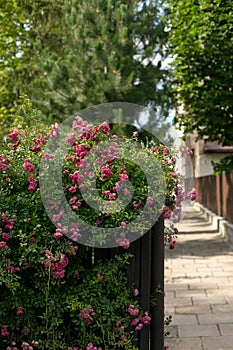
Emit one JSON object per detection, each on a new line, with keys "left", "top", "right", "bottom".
{"left": 28, "top": 174, "right": 37, "bottom": 192}
{"left": 2, "top": 233, "right": 10, "bottom": 241}
{"left": 128, "top": 305, "right": 139, "bottom": 316}
{"left": 66, "top": 133, "right": 76, "bottom": 145}
{"left": 0, "top": 155, "right": 11, "bottom": 172}
{"left": 120, "top": 173, "right": 129, "bottom": 182}
{"left": 8, "top": 129, "right": 19, "bottom": 142}
{"left": 124, "top": 188, "right": 130, "bottom": 196}
{"left": 135, "top": 323, "right": 143, "bottom": 331}
{"left": 101, "top": 164, "right": 112, "bottom": 179}
{"left": 16, "top": 306, "right": 24, "bottom": 315}
{"left": 131, "top": 318, "right": 139, "bottom": 326}
{"left": 146, "top": 197, "right": 154, "bottom": 206}
{"left": 42, "top": 152, "right": 54, "bottom": 159}
{"left": 116, "top": 237, "right": 130, "bottom": 249}
{"left": 187, "top": 187, "right": 198, "bottom": 201}
{"left": 1, "top": 325, "right": 10, "bottom": 337}
{"left": 161, "top": 206, "right": 172, "bottom": 219}
{"left": 24, "top": 158, "right": 35, "bottom": 172}
{"left": 133, "top": 202, "right": 141, "bottom": 210}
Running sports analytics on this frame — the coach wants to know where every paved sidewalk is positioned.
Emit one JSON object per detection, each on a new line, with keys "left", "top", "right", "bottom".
{"left": 164, "top": 205, "right": 233, "bottom": 350}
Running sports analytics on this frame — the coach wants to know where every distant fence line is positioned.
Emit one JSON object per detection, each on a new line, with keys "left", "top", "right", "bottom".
{"left": 195, "top": 171, "right": 233, "bottom": 224}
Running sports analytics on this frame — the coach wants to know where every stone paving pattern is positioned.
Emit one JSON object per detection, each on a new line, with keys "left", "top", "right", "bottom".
{"left": 164, "top": 205, "right": 233, "bottom": 350}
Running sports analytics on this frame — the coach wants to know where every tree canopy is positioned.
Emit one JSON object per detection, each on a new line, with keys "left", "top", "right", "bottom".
{"left": 0, "top": 0, "right": 171, "bottom": 131}
{"left": 168, "top": 0, "right": 233, "bottom": 145}
{"left": 0, "top": 0, "right": 34, "bottom": 135}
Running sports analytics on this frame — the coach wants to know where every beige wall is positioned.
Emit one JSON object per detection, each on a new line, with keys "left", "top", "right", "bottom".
{"left": 186, "top": 135, "right": 230, "bottom": 178}
{"left": 194, "top": 152, "right": 227, "bottom": 178}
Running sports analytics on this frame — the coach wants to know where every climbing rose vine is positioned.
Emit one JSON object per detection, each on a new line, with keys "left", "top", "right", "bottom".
{"left": 0, "top": 102, "right": 195, "bottom": 350}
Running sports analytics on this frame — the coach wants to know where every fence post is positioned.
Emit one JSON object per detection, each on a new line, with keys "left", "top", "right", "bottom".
{"left": 139, "top": 229, "right": 152, "bottom": 350}
{"left": 150, "top": 217, "right": 165, "bottom": 350}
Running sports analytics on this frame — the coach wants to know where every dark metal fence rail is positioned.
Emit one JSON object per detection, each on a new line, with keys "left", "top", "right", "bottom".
{"left": 195, "top": 171, "right": 233, "bottom": 224}
{"left": 94, "top": 217, "right": 165, "bottom": 350}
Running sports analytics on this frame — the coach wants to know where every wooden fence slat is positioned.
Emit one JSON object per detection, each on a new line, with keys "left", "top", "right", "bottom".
{"left": 195, "top": 171, "right": 233, "bottom": 225}
{"left": 90, "top": 216, "right": 165, "bottom": 350}
{"left": 127, "top": 236, "right": 142, "bottom": 348}
{"left": 151, "top": 217, "right": 165, "bottom": 350}
{"left": 127, "top": 237, "right": 141, "bottom": 289}
{"left": 139, "top": 229, "right": 152, "bottom": 350}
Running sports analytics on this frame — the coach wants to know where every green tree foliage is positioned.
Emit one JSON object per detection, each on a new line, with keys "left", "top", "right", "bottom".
{"left": 0, "top": 0, "right": 171, "bottom": 127}
{"left": 0, "top": 0, "right": 33, "bottom": 135}
{"left": 168, "top": 0, "right": 233, "bottom": 145}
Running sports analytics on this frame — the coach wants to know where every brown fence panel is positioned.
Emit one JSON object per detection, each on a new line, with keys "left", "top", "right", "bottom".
{"left": 93, "top": 217, "right": 165, "bottom": 350}
{"left": 216, "top": 174, "right": 222, "bottom": 217}
{"left": 195, "top": 171, "right": 233, "bottom": 225}
{"left": 195, "top": 175, "right": 217, "bottom": 214}
{"left": 221, "top": 172, "right": 233, "bottom": 224}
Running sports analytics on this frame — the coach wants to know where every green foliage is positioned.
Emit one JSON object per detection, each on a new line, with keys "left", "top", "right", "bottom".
{"left": 0, "top": 99, "right": 183, "bottom": 349}
{"left": 0, "top": 107, "right": 142, "bottom": 349}
{"left": 0, "top": 0, "right": 171, "bottom": 130}
{"left": 212, "top": 155, "right": 233, "bottom": 175}
{"left": 67, "top": 255, "right": 138, "bottom": 349}
{"left": 164, "top": 315, "right": 172, "bottom": 336}
{"left": 0, "top": 0, "right": 32, "bottom": 137}
{"left": 168, "top": 0, "right": 233, "bottom": 145}
{"left": 32, "top": 0, "right": 171, "bottom": 121}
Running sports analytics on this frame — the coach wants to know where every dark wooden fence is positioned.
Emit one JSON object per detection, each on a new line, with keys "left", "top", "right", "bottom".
{"left": 195, "top": 171, "right": 233, "bottom": 224}
{"left": 94, "top": 217, "right": 165, "bottom": 350}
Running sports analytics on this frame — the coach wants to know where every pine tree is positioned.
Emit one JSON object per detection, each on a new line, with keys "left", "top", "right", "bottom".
{"left": 31, "top": 0, "right": 171, "bottom": 121}
{"left": 1, "top": 0, "right": 171, "bottom": 124}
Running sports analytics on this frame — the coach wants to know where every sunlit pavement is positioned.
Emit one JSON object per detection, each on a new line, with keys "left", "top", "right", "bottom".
{"left": 164, "top": 205, "right": 233, "bottom": 350}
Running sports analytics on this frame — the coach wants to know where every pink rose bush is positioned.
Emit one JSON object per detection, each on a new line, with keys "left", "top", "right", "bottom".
{"left": 0, "top": 99, "right": 194, "bottom": 349}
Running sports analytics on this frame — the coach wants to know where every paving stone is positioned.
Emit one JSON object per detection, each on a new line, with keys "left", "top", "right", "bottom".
{"left": 172, "top": 314, "right": 198, "bottom": 325}
{"left": 192, "top": 272, "right": 213, "bottom": 278}
{"left": 218, "top": 266, "right": 233, "bottom": 272}
{"left": 194, "top": 259, "right": 212, "bottom": 264}
{"left": 209, "top": 277, "right": 231, "bottom": 285}
{"left": 198, "top": 313, "right": 233, "bottom": 324}
{"left": 165, "top": 306, "right": 175, "bottom": 314}
{"left": 166, "top": 297, "right": 193, "bottom": 306}
{"left": 221, "top": 261, "right": 233, "bottom": 265}
{"left": 165, "top": 291, "right": 175, "bottom": 300}
{"left": 211, "top": 304, "right": 233, "bottom": 313}
{"left": 219, "top": 323, "right": 233, "bottom": 336}
{"left": 165, "top": 325, "right": 178, "bottom": 338}
{"left": 172, "top": 277, "right": 203, "bottom": 284}
{"left": 165, "top": 206, "right": 233, "bottom": 346}
{"left": 184, "top": 268, "right": 199, "bottom": 274}
{"left": 225, "top": 296, "right": 233, "bottom": 304}
{"left": 220, "top": 255, "right": 233, "bottom": 262}
{"left": 202, "top": 336, "right": 233, "bottom": 350}
{"left": 192, "top": 296, "right": 227, "bottom": 305}
{"left": 197, "top": 267, "right": 223, "bottom": 272}
{"left": 175, "top": 304, "right": 211, "bottom": 315}
{"left": 175, "top": 289, "right": 206, "bottom": 298}
{"left": 165, "top": 283, "right": 189, "bottom": 291}
{"left": 164, "top": 337, "right": 203, "bottom": 350}
{"left": 189, "top": 282, "right": 218, "bottom": 289}
{"left": 212, "top": 271, "right": 233, "bottom": 277}
{"left": 178, "top": 324, "right": 219, "bottom": 337}
{"left": 206, "top": 288, "right": 233, "bottom": 297}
